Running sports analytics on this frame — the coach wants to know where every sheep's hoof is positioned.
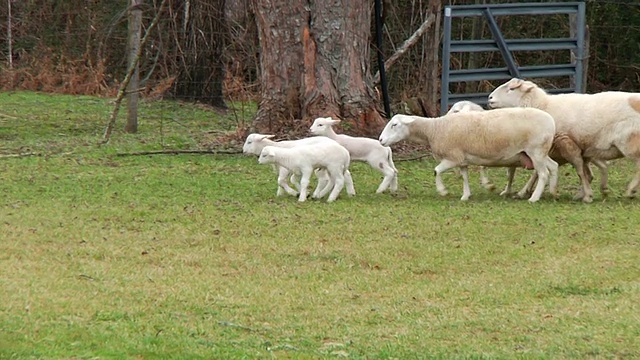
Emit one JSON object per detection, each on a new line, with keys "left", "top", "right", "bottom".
{"left": 460, "top": 196, "right": 470, "bottom": 201}
{"left": 601, "top": 188, "right": 610, "bottom": 197}
{"left": 438, "top": 190, "right": 449, "bottom": 197}
{"left": 499, "top": 190, "right": 511, "bottom": 197}
{"left": 582, "top": 196, "right": 593, "bottom": 203}
{"left": 624, "top": 190, "right": 637, "bottom": 198}
{"left": 527, "top": 198, "right": 539, "bottom": 203}
{"left": 484, "top": 184, "right": 496, "bottom": 192}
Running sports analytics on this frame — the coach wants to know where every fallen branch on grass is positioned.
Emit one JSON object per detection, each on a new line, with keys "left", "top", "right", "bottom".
{"left": 0, "top": 152, "right": 39, "bottom": 158}
{"left": 395, "top": 154, "right": 430, "bottom": 162}
{"left": 115, "top": 149, "right": 242, "bottom": 156}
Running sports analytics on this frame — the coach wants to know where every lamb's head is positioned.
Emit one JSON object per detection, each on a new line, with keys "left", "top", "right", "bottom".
{"left": 243, "top": 133, "right": 275, "bottom": 155}
{"left": 379, "top": 114, "right": 414, "bottom": 147}
{"left": 487, "top": 78, "right": 537, "bottom": 109}
{"left": 309, "top": 117, "right": 340, "bottom": 136}
{"left": 448, "top": 100, "right": 485, "bottom": 114}
{"left": 258, "top": 146, "right": 277, "bottom": 165}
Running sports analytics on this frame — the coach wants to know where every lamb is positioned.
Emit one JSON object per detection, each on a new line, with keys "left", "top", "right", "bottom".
{"left": 258, "top": 142, "right": 353, "bottom": 202}
{"left": 309, "top": 117, "right": 398, "bottom": 193}
{"left": 446, "top": 101, "right": 494, "bottom": 191}
{"left": 378, "top": 108, "right": 559, "bottom": 203}
{"left": 448, "top": 100, "right": 600, "bottom": 202}
{"left": 243, "top": 133, "right": 355, "bottom": 198}
{"left": 488, "top": 78, "right": 640, "bottom": 198}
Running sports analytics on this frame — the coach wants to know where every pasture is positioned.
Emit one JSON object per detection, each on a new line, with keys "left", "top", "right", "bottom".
{"left": 1, "top": 92, "right": 639, "bottom": 359}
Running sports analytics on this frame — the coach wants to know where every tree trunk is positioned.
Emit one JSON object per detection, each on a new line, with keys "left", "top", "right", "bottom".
{"left": 251, "top": 0, "right": 384, "bottom": 137}
{"left": 126, "top": 0, "right": 143, "bottom": 134}
{"left": 172, "top": 0, "right": 227, "bottom": 108}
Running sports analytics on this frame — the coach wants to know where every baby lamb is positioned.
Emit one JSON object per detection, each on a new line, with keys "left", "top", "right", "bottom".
{"left": 258, "top": 142, "right": 353, "bottom": 202}
{"left": 243, "top": 133, "right": 355, "bottom": 198}
{"left": 309, "top": 117, "right": 398, "bottom": 193}
{"left": 378, "top": 108, "right": 559, "bottom": 203}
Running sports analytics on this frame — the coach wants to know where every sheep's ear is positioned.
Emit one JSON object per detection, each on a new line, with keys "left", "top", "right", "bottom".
{"left": 330, "top": 118, "right": 342, "bottom": 125}
{"left": 260, "top": 134, "right": 276, "bottom": 140}
{"left": 507, "top": 78, "right": 524, "bottom": 90}
{"left": 397, "top": 115, "right": 415, "bottom": 124}
{"left": 520, "top": 81, "right": 536, "bottom": 93}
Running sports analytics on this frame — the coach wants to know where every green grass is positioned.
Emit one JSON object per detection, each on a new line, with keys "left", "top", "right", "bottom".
{"left": 1, "top": 91, "right": 640, "bottom": 359}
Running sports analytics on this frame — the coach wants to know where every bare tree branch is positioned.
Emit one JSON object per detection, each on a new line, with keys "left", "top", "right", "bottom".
{"left": 101, "top": 0, "right": 168, "bottom": 145}
{"left": 115, "top": 149, "right": 243, "bottom": 156}
{"left": 373, "top": 12, "right": 436, "bottom": 85}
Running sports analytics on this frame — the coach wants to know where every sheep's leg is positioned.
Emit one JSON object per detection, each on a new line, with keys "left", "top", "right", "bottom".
{"left": 591, "top": 159, "right": 609, "bottom": 196}
{"left": 389, "top": 156, "right": 399, "bottom": 193}
{"left": 277, "top": 167, "right": 298, "bottom": 196}
{"left": 434, "top": 159, "right": 458, "bottom": 196}
{"left": 624, "top": 159, "right": 640, "bottom": 198}
{"left": 312, "top": 169, "right": 332, "bottom": 199}
{"left": 516, "top": 173, "right": 538, "bottom": 199}
{"left": 297, "top": 169, "right": 313, "bottom": 202}
{"left": 373, "top": 161, "right": 397, "bottom": 193}
{"left": 528, "top": 155, "right": 556, "bottom": 203}
{"left": 500, "top": 167, "right": 517, "bottom": 196}
{"left": 344, "top": 170, "right": 356, "bottom": 196}
{"left": 479, "top": 166, "right": 495, "bottom": 191}
{"left": 570, "top": 157, "right": 593, "bottom": 203}
{"left": 460, "top": 166, "right": 472, "bottom": 201}
{"left": 547, "top": 157, "right": 559, "bottom": 198}
{"left": 326, "top": 167, "right": 345, "bottom": 202}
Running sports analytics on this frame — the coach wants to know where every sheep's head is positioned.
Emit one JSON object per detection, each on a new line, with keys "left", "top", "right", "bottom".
{"left": 448, "top": 100, "right": 485, "bottom": 114}
{"left": 243, "top": 133, "right": 275, "bottom": 155}
{"left": 258, "top": 146, "right": 277, "bottom": 164}
{"left": 379, "top": 114, "right": 414, "bottom": 147}
{"left": 487, "top": 78, "right": 537, "bottom": 109}
{"left": 309, "top": 117, "right": 340, "bottom": 136}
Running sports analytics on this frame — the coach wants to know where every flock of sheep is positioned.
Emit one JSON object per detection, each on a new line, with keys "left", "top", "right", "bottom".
{"left": 243, "top": 77, "right": 640, "bottom": 203}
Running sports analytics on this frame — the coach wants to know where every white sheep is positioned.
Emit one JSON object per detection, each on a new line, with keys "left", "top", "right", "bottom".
{"left": 488, "top": 78, "right": 636, "bottom": 198}
{"left": 258, "top": 143, "right": 353, "bottom": 202}
{"left": 243, "top": 133, "right": 355, "bottom": 198}
{"left": 309, "top": 117, "right": 398, "bottom": 193}
{"left": 446, "top": 101, "right": 494, "bottom": 191}
{"left": 378, "top": 108, "right": 559, "bottom": 203}
{"left": 448, "top": 100, "right": 600, "bottom": 202}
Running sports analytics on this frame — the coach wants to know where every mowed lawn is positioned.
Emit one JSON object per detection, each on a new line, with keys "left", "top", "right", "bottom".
{"left": 1, "top": 92, "right": 639, "bottom": 359}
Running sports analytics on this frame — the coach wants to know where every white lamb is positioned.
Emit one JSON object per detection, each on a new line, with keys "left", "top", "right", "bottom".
{"left": 488, "top": 78, "right": 637, "bottom": 198}
{"left": 378, "top": 108, "right": 559, "bottom": 203}
{"left": 258, "top": 143, "right": 353, "bottom": 202}
{"left": 243, "top": 133, "right": 355, "bottom": 198}
{"left": 309, "top": 117, "right": 398, "bottom": 193}
{"left": 446, "top": 101, "right": 494, "bottom": 191}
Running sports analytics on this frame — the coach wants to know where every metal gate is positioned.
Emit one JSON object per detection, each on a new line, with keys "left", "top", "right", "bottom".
{"left": 440, "top": 2, "right": 586, "bottom": 114}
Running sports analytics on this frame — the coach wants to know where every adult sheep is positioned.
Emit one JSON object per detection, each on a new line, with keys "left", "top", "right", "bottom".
{"left": 378, "top": 108, "right": 559, "bottom": 203}
{"left": 449, "top": 100, "right": 600, "bottom": 202}
{"left": 309, "top": 117, "right": 398, "bottom": 193}
{"left": 243, "top": 133, "right": 355, "bottom": 198}
{"left": 258, "top": 142, "right": 353, "bottom": 203}
{"left": 488, "top": 78, "right": 637, "bottom": 198}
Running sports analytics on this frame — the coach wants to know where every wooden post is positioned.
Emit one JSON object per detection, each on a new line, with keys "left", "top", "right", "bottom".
{"left": 125, "top": 0, "right": 143, "bottom": 134}
{"left": 7, "top": 0, "right": 12, "bottom": 70}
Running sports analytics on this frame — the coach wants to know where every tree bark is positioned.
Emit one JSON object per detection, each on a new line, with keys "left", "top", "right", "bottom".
{"left": 126, "top": 0, "right": 143, "bottom": 134}
{"left": 251, "top": 0, "right": 384, "bottom": 137}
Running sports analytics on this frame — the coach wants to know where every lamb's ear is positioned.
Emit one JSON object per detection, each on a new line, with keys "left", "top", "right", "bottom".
{"left": 330, "top": 118, "right": 342, "bottom": 125}
{"left": 259, "top": 134, "right": 276, "bottom": 140}
{"left": 507, "top": 78, "right": 524, "bottom": 90}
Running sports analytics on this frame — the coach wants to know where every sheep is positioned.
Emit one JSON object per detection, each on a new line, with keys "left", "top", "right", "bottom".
{"left": 448, "top": 100, "right": 600, "bottom": 202}
{"left": 446, "top": 101, "right": 494, "bottom": 191}
{"left": 378, "top": 108, "right": 559, "bottom": 203}
{"left": 258, "top": 142, "right": 353, "bottom": 202}
{"left": 243, "top": 133, "right": 355, "bottom": 198}
{"left": 309, "top": 117, "right": 398, "bottom": 193}
{"left": 488, "top": 78, "right": 640, "bottom": 198}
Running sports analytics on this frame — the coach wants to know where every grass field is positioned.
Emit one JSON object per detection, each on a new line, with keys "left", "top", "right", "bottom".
{"left": 1, "top": 92, "right": 640, "bottom": 359}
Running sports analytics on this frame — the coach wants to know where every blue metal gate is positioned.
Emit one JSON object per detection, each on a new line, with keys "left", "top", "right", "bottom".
{"left": 440, "top": 2, "right": 586, "bottom": 114}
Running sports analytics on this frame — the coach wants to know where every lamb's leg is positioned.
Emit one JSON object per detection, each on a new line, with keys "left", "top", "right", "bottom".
{"left": 478, "top": 166, "right": 495, "bottom": 191}
{"left": 528, "top": 155, "right": 556, "bottom": 203}
{"left": 297, "top": 169, "right": 313, "bottom": 202}
{"left": 434, "top": 159, "right": 458, "bottom": 196}
{"left": 326, "top": 167, "right": 345, "bottom": 202}
{"left": 500, "top": 167, "right": 517, "bottom": 196}
{"left": 460, "top": 166, "right": 472, "bottom": 201}
{"left": 388, "top": 155, "right": 399, "bottom": 193}
{"left": 547, "top": 157, "right": 559, "bottom": 198}
{"left": 373, "top": 161, "right": 397, "bottom": 193}
{"left": 570, "top": 157, "right": 593, "bottom": 203}
{"left": 312, "top": 169, "right": 332, "bottom": 199}
{"left": 591, "top": 159, "right": 609, "bottom": 196}
{"left": 344, "top": 170, "right": 356, "bottom": 196}
{"left": 277, "top": 167, "right": 298, "bottom": 196}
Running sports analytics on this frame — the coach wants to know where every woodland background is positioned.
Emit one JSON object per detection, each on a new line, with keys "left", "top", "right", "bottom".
{"left": 0, "top": 0, "right": 638, "bottom": 137}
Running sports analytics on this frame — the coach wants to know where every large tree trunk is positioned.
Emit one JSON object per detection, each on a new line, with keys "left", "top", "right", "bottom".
{"left": 251, "top": 0, "right": 384, "bottom": 137}
{"left": 172, "top": 0, "right": 227, "bottom": 108}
